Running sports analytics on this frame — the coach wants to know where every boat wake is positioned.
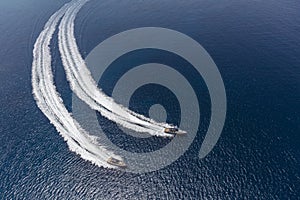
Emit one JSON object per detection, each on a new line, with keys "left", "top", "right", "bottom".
{"left": 32, "top": 0, "right": 180, "bottom": 168}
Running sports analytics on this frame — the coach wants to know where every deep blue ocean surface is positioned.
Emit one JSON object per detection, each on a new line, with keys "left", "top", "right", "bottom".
{"left": 0, "top": 0, "right": 299, "bottom": 199}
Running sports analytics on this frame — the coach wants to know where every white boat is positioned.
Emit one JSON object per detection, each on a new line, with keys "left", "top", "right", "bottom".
{"left": 107, "top": 157, "right": 127, "bottom": 168}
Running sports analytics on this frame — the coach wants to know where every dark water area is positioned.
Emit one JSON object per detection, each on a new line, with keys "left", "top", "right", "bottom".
{"left": 0, "top": 0, "right": 299, "bottom": 199}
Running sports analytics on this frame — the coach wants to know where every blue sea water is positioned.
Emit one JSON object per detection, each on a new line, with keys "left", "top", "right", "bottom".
{"left": 0, "top": 0, "right": 299, "bottom": 199}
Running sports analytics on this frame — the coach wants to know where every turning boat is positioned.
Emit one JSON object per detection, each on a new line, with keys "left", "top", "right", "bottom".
{"left": 164, "top": 128, "right": 187, "bottom": 135}
{"left": 107, "top": 157, "right": 127, "bottom": 168}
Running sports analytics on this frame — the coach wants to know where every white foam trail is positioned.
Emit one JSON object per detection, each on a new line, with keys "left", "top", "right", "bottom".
{"left": 58, "top": 0, "right": 178, "bottom": 137}
{"left": 32, "top": 0, "right": 123, "bottom": 168}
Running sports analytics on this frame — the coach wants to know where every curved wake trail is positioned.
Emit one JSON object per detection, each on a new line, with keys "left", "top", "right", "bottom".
{"left": 32, "top": 1, "right": 123, "bottom": 168}
{"left": 58, "top": 0, "right": 177, "bottom": 137}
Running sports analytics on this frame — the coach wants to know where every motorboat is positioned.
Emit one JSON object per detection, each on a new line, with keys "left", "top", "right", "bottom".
{"left": 107, "top": 157, "right": 127, "bottom": 168}
{"left": 164, "top": 127, "right": 187, "bottom": 135}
